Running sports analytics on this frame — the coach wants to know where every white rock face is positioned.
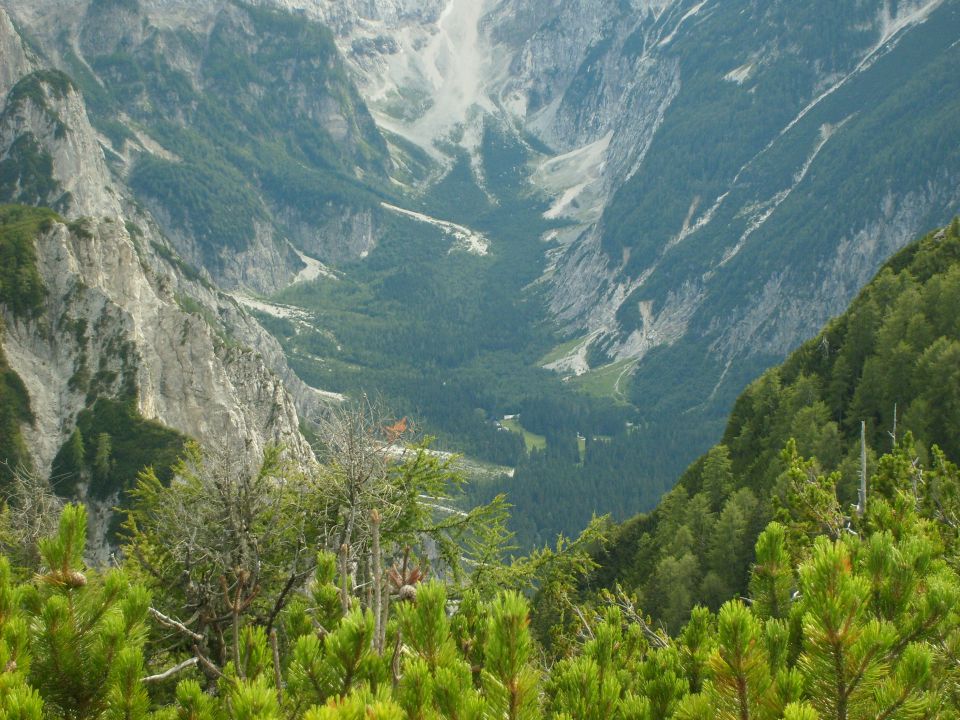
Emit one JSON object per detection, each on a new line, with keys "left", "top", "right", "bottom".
{"left": 0, "top": 8, "right": 317, "bottom": 482}
{"left": 302, "top": 0, "right": 498, "bottom": 158}
{"left": 0, "top": 9, "right": 35, "bottom": 99}
{"left": 2, "top": 218, "right": 313, "bottom": 477}
{"left": 0, "top": 81, "right": 123, "bottom": 218}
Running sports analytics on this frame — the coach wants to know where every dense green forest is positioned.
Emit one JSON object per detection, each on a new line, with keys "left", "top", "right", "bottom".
{"left": 264, "top": 128, "right": 709, "bottom": 547}
{"left": 2, "top": 222, "right": 960, "bottom": 718}
{"left": 591, "top": 218, "right": 960, "bottom": 631}
{"left": 1, "top": 381, "right": 960, "bottom": 718}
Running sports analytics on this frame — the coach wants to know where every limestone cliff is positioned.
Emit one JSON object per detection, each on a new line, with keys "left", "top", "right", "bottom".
{"left": 315, "top": 0, "right": 960, "bottom": 422}
{"left": 0, "top": 8, "right": 318, "bottom": 496}
{"left": 2, "top": 0, "right": 391, "bottom": 294}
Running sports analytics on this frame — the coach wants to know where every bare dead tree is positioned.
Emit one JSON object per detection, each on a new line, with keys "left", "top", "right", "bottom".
{"left": 857, "top": 420, "right": 868, "bottom": 518}
{"left": 0, "top": 461, "right": 64, "bottom": 569}
{"left": 309, "top": 397, "right": 511, "bottom": 656}
{"left": 371, "top": 508, "right": 384, "bottom": 653}
{"left": 312, "top": 396, "right": 398, "bottom": 558}
{"left": 889, "top": 403, "right": 898, "bottom": 450}
{"left": 125, "top": 443, "right": 321, "bottom": 676}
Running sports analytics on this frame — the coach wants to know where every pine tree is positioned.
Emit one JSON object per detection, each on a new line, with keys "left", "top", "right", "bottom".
{"left": 481, "top": 592, "right": 540, "bottom": 720}
{"left": 676, "top": 600, "right": 780, "bottom": 720}
{"left": 28, "top": 504, "right": 152, "bottom": 719}
{"left": 796, "top": 536, "right": 893, "bottom": 720}
{"left": 701, "top": 446, "right": 734, "bottom": 512}
{"left": 749, "top": 523, "right": 793, "bottom": 621}
{"left": 0, "top": 556, "right": 44, "bottom": 720}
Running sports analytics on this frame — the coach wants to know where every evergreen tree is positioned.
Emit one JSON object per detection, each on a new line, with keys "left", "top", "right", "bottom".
{"left": 28, "top": 504, "right": 152, "bottom": 719}
{"left": 749, "top": 523, "right": 793, "bottom": 621}
{"left": 481, "top": 593, "right": 540, "bottom": 720}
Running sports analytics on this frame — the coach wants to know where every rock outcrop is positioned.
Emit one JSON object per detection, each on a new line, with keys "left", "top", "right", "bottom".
{"left": 0, "top": 8, "right": 318, "bottom": 489}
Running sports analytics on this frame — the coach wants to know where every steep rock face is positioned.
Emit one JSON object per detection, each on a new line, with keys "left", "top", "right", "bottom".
{"left": 0, "top": 8, "right": 317, "bottom": 485}
{"left": 318, "top": 0, "right": 960, "bottom": 446}
{"left": 279, "top": 204, "right": 378, "bottom": 264}
{"left": 2, "top": 217, "right": 312, "bottom": 478}
{"left": 2, "top": 0, "right": 391, "bottom": 294}
{"left": 0, "top": 71, "right": 121, "bottom": 217}
{"left": 0, "top": 9, "right": 36, "bottom": 99}
{"left": 311, "top": 0, "right": 500, "bottom": 159}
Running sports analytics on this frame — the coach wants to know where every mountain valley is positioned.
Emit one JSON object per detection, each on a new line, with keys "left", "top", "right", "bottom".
{"left": 3, "top": 2, "right": 960, "bottom": 714}
{"left": 1, "top": 0, "right": 959, "bottom": 547}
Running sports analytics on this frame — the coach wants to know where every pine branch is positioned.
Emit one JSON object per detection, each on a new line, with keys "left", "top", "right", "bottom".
{"left": 142, "top": 657, "right": 199, "bottom": 684}
{"left": 192, "top": 644, "right": 224, "bottom": 679}
{"left": 149, "top": 607, "right": 204, "bottom": 642}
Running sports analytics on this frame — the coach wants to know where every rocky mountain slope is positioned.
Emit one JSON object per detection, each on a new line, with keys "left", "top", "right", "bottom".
{"left": 0, "top": 7, "right": 318, "bottom": 545}
{"left": 3, "top": 0, "right": 393, "bottom": 294}
{"left": 2, "top": 0, "right": 959, "bottom": 547}
{"left": 317, "top": 0, "right": 960, "bottom": 428}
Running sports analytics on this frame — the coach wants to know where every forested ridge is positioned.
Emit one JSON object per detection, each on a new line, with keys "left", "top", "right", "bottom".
{"left": 2, "top": 223, "right": 960, "bottom": 718}
{"left": 592, "top": 217, "right": 960, "bottom": 631}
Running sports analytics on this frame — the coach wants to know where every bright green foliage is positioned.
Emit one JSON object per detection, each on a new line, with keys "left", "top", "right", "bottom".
{"left": 285, "top": 551, "right": 343, "bottom": 641}
{"left": 321, "top": 608, "right": 387, "bottom": 695}
{"left": 169, "top": 680, "right": 220, "bottom": 720}
{"left": 103, "top": 647, "right": 150, "bottom": 720}
{"left": 781, "top": 703, "right": 819, "bottom": 720}
{"left": 303, "top": 689, "right": 405, "bottom": 720}
{"left": 0, "top": 686, "right": 45, "bottom": 720}
{"left": 677, "top": 606, "right": 714, "bottom": 694}
{"left": 27, "top": 505, "right": 151, "bottom": 719}
{"left": 797, "top": 537, "right": 899, "bottom": 720}
{"left": 631, "top": 646, "right": 689, "bottom": 720}
{"left": 286, "top": 607, "right": 387, "bottom": 705}
{"left": 791, "top": 478, "right": 956, "bottom": 720}
{"left": 598, "top": 220, "right": 960, "bottom": 628}
{"left": 0, "top": 556, "right": 40, "bottom": 719}
{"left": 749, "top": 523, "right": 794, "bottom": 621}
{"left": 481, "top": 592, "right": 541, "bottom": 720}
{"left": 395, "top": 581, "right": 457, "bottom": 671}
{"left": 549, "top": 655, "right": 621, "bottom": 720}
{"left": 2, "top": 442, "right": 960, "bottom": 717}
{"left": 548, "top": 608, "right": 647, "bottom": 720}
{"left": 392, "top": 599, "right": 486, "bottom": 720}
{"left": 223, "top": 675, "right": 280, "bottom": 720}
{"left": 677, "top": 601, "right": 782, "bottom": 720}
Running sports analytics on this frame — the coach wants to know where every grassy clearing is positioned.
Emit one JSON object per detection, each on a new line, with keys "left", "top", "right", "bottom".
{"left": 501, "top": 418, "right": 547, "bottom": 452}
{"left": 456, "top": 456, "right": 515, "bottom": 483}
{"left": 537, "top": 335, "right": 588, "bottom": 366}
{"left": 571, "top": 359, "right": 637, "bottom": 399}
